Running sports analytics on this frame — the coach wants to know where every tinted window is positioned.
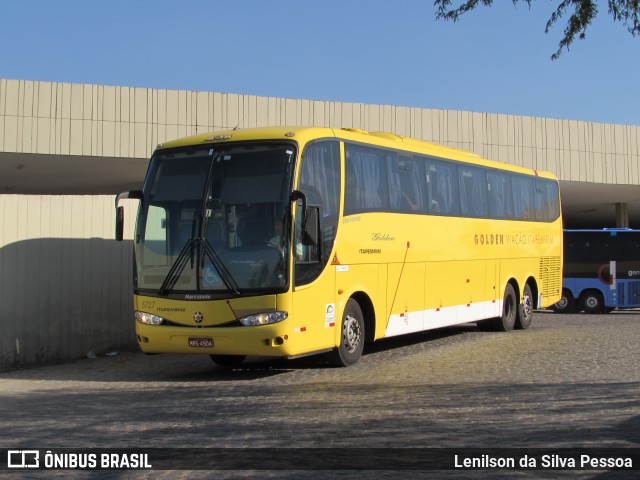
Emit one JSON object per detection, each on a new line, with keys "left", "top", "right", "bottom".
{"left": 459, "top": 166, "right": 488, "bottom": 217}
{"left": 345, "top": 144, "right": 389, "bottom": 215}
{"left": 487, "top": 172, "right": 513, "bottom": 219}
{"left": 512, "top": 176, "right": 536, "bottom": 220}
{"left": 343, "top": 141, "right": 559, "bottom": 222}
{"left": 389, "top": 154, "right": 424, "bottom": 213}
{"left": 426, "top": 161, "right": 459, "bottom": 215}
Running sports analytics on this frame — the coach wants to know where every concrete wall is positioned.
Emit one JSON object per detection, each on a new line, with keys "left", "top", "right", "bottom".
{"left": 1, "top": 78, "right": 639, "bottom": 185}
{"left": 0, "top": 195, "right": 137, "bottom": 370}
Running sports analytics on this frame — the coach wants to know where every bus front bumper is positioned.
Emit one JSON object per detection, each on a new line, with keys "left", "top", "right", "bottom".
{"left": 135, "top": 322, "right": 294, "bottom": 357}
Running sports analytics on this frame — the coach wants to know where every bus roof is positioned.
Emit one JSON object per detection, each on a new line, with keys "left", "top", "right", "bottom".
{"left": 156, "top": 126, "right": 557, "bottom": 180}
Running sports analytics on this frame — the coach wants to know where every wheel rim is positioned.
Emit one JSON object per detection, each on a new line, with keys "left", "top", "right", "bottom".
{"left": 556, "top": 296, "right": 569, "bottom": 309}
{"left": 522, "top": 293, "right": 534, "bottom": 320}
{"left": 585, "top": 296, "right": 599, "bottom": 309}
{"left": 343, "top": 313, "right": 362, "bottom": 353}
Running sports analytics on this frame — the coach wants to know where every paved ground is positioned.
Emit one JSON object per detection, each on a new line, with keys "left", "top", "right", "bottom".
{"left": 1, "top": 311, "right": 639, "bottom": 479}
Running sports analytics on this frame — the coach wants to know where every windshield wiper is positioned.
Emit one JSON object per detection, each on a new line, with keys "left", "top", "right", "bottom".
{"left": 202, "top": 240, "right": 240, "bottom": 295}
{"left": 196, "top": 148, "right": 240, "bottom": 295}
{"left": 158, "top": 237, "right": 241, "bottom": 296}
{"left": 197, "top": 213, "right": 241, "bottom": 295}
{"left": 158, "top": 238, "right": 195, "bottom": 296}
{"left": 159, "top": 223, "right": 241, "bottom": 297}
{"left": 158, "top": 212, "right": 198, "bottom": 296}
{"left": 158, "top": 148, "right": 241, "bottom": 297}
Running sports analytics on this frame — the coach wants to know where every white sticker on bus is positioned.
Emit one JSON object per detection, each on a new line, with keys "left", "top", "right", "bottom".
{"left": 325, "top": 304, "right": 335, "bottom": 328}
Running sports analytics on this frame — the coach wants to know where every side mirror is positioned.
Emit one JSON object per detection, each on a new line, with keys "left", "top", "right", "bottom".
{"left": 115, "top": 190, "right": 142, "bottom": 241}
{"left": 292, "top": 190, "right": 320, "bottom": 246}
{"left": 115, "top": 206, "right": 125, "bottom": 241}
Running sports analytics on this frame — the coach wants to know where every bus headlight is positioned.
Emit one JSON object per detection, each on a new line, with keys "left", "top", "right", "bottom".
{"left": 239, "top": 311, "right": 288, "bottom": 326}
{"left": 135, "top": 311, "right": 164, "bottom": 325}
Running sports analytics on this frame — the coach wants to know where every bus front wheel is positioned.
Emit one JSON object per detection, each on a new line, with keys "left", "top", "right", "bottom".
{"left": 580, "top": 290, "right": 605, "bottom": 314}
{"left": 329, "top": 299, "right": 365, "bottom": 367}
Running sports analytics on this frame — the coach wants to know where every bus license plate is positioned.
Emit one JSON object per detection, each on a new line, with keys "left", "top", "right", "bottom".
{"left": 188, "top": 337, "right": 213, "bottom": 348}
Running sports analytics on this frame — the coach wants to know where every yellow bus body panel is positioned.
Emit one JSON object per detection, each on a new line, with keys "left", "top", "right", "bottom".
{"left": 335, "top": 212, "right": 561, "bottom": 340}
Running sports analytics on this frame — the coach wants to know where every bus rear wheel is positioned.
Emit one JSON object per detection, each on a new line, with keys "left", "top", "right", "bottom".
{"left": 551, "top": 289, "right": 575, "bottom": 313}
{"left": 491, "top": 283, "right": 517, "bottom": 332}
{"left": 515, "top": 284, "right": 533, "bottom": 330}
{"left": 580, "top": 290, "right": 604, "bottom": 314}
{"left": 328, "top": 299, "right": 365, "bottom": 367}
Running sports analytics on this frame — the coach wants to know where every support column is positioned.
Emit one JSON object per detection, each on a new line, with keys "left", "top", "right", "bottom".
{"left": 616, "top": 202, "right": 629, "bottom": 228}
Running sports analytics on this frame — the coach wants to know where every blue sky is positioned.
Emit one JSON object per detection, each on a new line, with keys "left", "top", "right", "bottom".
{"left": 1, "top": 0, "right": 638, "bottom": 125}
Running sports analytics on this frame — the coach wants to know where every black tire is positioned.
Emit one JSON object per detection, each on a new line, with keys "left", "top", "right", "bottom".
{"left": 210, "top": 355, "right": 246, "bottom": 367}
{"left": 515, "top": 283, "right": 534, "bottom": 330}
{"left": 328, "top": 299, "right": 365, "bottom": 367}
{"left": 580, "top": 290, "right": 605, "bottom": 314}
{"left": 551, "top": 289, "right": 575, "bottom": 314}
{"left": 491, "top": 283, "right": 517, "bottom": 332}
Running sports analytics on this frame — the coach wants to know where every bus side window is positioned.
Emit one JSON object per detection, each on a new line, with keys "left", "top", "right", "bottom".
{"left": 534, "top": 180, "right": 548, "bottom": 221}
{"left": 459, "top": 166, "right": 488, "bottom": 217}
{"left": 487, "top": 172, "right": 513, "bottom": 219}
{"left": 344, "top": 144, "right": 389, "bottom": 214}
{"left": 389, "top": 155, "right": 422, "bottom": 213}
{"left": 512, "top": 176, "right": 535, "bottom": 220}
{"left": 546, "top": 181, "right": 561, "bottom": 221}
{"left": 426, "top": 162, "right": 458, "bottom": 215}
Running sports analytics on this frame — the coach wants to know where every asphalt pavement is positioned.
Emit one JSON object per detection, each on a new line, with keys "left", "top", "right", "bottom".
{"left": 1, "top": 311, "right": 639, "bottom": 479}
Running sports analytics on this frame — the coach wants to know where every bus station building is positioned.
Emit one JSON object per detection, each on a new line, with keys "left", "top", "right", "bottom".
{"left": 1, "top": 78, "right": 639, "bottom": 369}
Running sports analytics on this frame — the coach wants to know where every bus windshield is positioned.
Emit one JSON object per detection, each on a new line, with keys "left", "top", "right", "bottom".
{"left": 134, "top": 142, "right": 296, "bottom": 295}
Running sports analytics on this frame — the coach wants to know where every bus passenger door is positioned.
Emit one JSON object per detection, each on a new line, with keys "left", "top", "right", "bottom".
{"left": 291, "top": 201, "right": 338, "bottom": 354}
{"left": 292, "top": 267, "right": 337, "bottom": 353}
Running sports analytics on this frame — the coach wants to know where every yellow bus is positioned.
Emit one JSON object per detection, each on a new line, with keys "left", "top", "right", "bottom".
{"left": 116, "top": 126, "right": 562, "bottom": 367}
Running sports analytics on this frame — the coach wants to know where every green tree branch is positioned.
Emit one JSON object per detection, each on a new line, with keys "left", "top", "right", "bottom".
{"left": 434, "top": 0, "right": 640, "bottom": 60}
